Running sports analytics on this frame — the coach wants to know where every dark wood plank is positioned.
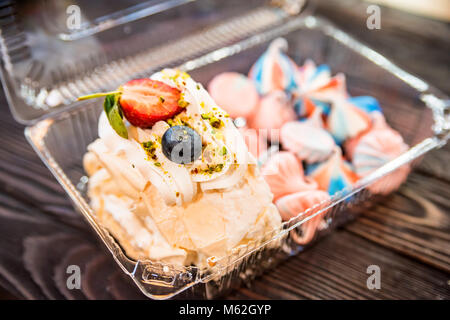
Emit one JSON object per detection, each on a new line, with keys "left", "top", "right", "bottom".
{"left": 346, "top": 172, "right": 450, "bottom": 273}
{"left": 228, "top": 230, "right": 450, "bottom": 300}
{"left": 0, "top": 180, "right": 145, "bottom": 300}
{"left": 417, "top": 145, "right": 450, "bottom": 182}
{"left": 1, "top": 181, "right": 448, "bottom": 300}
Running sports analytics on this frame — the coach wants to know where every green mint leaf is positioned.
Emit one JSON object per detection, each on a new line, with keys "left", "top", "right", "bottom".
{"left": 104, "top": 93, "right": 128, "bottom": 139}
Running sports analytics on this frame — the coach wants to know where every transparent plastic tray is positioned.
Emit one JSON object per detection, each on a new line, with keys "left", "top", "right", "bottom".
{"left": 25, "top": 14, "right": 449, "bottom": 299}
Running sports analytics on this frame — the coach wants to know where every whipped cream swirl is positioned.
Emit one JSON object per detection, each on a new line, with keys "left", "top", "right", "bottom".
{"left": 89, "top": 69, "right": 252, "bottom": 206}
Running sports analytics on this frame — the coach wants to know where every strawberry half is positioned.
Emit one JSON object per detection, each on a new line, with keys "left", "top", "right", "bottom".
{"left": 119, "top": 79, "right": 184, "bottom": 128}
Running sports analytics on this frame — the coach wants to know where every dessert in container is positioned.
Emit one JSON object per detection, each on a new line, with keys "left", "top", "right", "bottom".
{"left": 0, "top": 0, "right": 448, "bottom": 299}
{"left": 82, "top": 68, "right": 283, "bottom": 270}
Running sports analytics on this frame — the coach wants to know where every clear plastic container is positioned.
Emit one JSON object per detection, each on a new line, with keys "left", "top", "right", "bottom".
{"left": 2, "top": 0, "right": 448, "bottom": 299}
{"left": 0, "top": 0, "right": 285, "bottom": 123}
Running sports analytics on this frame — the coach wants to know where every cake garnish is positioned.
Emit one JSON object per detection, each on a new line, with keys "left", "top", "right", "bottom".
{"left": 78, "top": 79, "right": 185, "bottom": 137}
{"left": 161, "top": 125, "right": 202, "bottom": 164}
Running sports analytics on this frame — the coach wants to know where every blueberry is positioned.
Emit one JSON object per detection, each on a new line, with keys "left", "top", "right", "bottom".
{"left": 162, "top": 125, "right": 202, "bottom": 164}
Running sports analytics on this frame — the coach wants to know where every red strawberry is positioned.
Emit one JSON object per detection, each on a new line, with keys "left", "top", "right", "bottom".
{"left": 119, "top": 79, "right": 184, "bottom": 128}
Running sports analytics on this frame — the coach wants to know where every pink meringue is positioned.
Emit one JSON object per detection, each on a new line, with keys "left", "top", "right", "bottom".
{"left": 348, "top": 96, "right": 382, "bottom": 115}
{"left": 294, "top": 60, "right": 347, "bottom": 117}
{"left": 293, "top": 96, "right": 320, "bottom": 118}
{"left": 208, "top": 72, "right": 259, "bottom": 118}
{"left": 327, "top": 95, "right": 372, "bottom": 143}
{"left": 296, "top": 60, "right": 332, "bottom": 91}
{"left": 306, "top": 148, "right": 359, "bottom": 195}
{"left": 366, "top": 164, "right": 411, "bottom": 195}
{"left": 248, "top": 38, "right": 298, "bottom": 95}
{"left": 280, "top": 110, "right": 336, "bottom": 163}
{"left": 261, "top": 151, "right": 317, "bottom": 200}
{"left": 249, "top": 90, "right": 296, "bottom": 137}
{"left": 344, "top": 111, "right": 387, "bottom": 160}
{"left": 348, "top": 116, "right": 410, "bottom": 195}
{"left": 275, "top": 190, "right": 330, "bottom": 245}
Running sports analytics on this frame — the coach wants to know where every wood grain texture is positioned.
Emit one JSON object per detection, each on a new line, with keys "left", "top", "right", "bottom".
{"left": 346, "top": 172, "right": 450, "bottom": 273}
{"left": 0, "top": 0, "right": 449, "bottom": 300}
{"left": 228, "top": 231, "right": 450, "bottom": 300}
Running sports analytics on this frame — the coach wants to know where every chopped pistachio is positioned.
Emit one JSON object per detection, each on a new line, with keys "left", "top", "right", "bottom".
{"left": 142, "top": 141, "right": 158, "bottom": 161}
{"left": 181, "top": 71, "right": 190, "bottom": 80}
{"left": 201, "top": 112, "right": 223, "bottom": 128}
{"left": 178, "top": 99, "right": 189, "bottom": 108}
{"left": 201, "top": 112, "right": 212, "bottom": 120}
{"left": 209, "top": 116, "right": 223, "bottom": 128}
{"left": 142, "top": 141, "right": 153, "bottom": 149}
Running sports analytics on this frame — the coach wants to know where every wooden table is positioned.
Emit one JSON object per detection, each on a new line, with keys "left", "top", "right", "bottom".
{"left": 0, "top": 0, "right": 449, "bottom": 299}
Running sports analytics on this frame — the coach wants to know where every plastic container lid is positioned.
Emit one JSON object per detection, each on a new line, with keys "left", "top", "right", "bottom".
{"left": 0, "top": 0, "right": 308, "bottom": 123}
